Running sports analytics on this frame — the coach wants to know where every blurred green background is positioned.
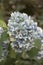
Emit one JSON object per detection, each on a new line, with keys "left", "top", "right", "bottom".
{"left": 0, "top": 0, "right": 43, "bottom": 28}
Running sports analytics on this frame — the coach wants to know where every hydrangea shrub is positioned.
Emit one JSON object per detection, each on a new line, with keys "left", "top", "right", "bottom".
{"left": 8, "top": 12, "right": 43, "bottom": 59}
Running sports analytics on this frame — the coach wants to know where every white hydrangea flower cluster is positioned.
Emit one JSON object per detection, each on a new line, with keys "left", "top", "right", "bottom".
{"left": 0, "top": 27, "right": 8, "bottom": 62}
{"left": 8, "top": 12, "right": 43, "bottom": 59}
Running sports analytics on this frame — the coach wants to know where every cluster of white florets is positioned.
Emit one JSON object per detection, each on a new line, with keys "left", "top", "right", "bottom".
{"left": 0, "top": 27, "right": 4, "bottom": 38}
{"left": 0, "top": 27, "right": 8, "bottom": 62}
{"left": 8, "top": 12, "right": 43, "bottom": 59}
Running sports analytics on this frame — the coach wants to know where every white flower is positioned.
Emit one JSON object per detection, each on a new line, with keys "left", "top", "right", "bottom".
{"left": 0, "top": 27, "right": 4, "bottom": 34}
{"left": 0, "top": 26, "right": 8, "bottom": 62}
{"left": 11, "top": 12, "right": 15, "bottom": 17}
{"left": 22, "top": 13, "right": 29, "bottom": 19}
{"left": 39, "top": 51, "right": 43, "bottom": 55}
{"left": 8, "top": 12, "right": 43, "bottom": 59}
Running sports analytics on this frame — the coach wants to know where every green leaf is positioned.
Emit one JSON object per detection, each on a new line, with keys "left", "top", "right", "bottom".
{"left": 1, "top": 31, "right": 9, "bottom": 41}
{"left": 0, "top": 20, "right": 7, "bottom": 29}
{"left": 34, "top": 39, "right": 41, "bottom": 49}
{"left": 9, "top": 48, "right": 16, "bottom": 58}
{"left": 27, "top": 47, "right": 38, "bottom": 58}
